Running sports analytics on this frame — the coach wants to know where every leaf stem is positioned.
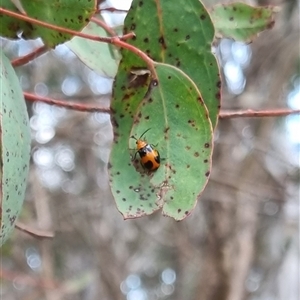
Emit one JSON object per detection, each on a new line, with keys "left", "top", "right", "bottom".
{"left": 15, "top": 222, "right": 54, "bottom": 239}
{"left": 98, "top": 7, "right": 129, "bottom": 13}
{"left": 91, "top": 16, "right": 117, "bottom": 36}
{"left": 11, "top": 45, "right": 49, "bottom": 67}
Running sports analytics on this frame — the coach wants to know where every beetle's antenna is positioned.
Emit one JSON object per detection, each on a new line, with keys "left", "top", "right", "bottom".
{"left": 139, "top": 128, "right": 151, "bottom": 139}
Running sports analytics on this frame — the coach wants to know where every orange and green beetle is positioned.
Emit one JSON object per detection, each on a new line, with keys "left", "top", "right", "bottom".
{"left": 131, "top": 128, "right": 160, "bottom": 172}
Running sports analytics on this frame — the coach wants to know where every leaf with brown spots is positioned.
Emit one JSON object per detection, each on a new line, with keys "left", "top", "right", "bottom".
{"left": 0, "top": 50, "right": 31, "bottom": 246}
{"left": 110, "top": 63, "right": 213, "bottom": 220}
{"left": 122, "top": 0, "right": 220, "bottom": 128}
{"left": 210, "top": 3, "right": 278, "bottom": 43}
{"left": 0, "top": 0, "right": 96, "bottom": 47}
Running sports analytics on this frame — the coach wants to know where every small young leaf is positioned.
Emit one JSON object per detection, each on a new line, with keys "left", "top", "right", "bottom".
{"left": 210, "top": 3, "right": 278, "bottom": 43}
{"left": 0, "top": 50, "right": 31, "bottom": 247}
{"left": 67, "top": 20, "right": 119, "bottom": 78}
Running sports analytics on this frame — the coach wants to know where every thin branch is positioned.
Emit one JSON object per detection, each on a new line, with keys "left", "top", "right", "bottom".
{"left": 23, "top": 92, "right": 111, "bottom": 113}
{"left": 23, "top": 93, "right": 300, "bottom": 119}
{"left": 15, "top": 222, "right": 55, "bottom": 239}
{"left": 219, "top": 109, "right": 300, "bottom": 119}
{"left": 11, "top": 45, "right": 49, "bottom": 67}
{"left": 91, "top": 16, "right": 117, "bottom": 36}
{"left": 91, "top": 17, "right": 136, "bottom": 41}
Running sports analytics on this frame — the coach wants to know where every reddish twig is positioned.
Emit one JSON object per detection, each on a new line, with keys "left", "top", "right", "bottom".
{"left": 24, "top": 92, "right": 111, "bottom": 113}
{"left": 11, "top": 45, "right": 49, "bottom": 67}
{"left": 15, "top": 222, "right": 54, "bottom": 239}
{"left": 91, "top": 16, "right": 135, "bottom": 41}
{"left": 91, "top": 16, "right": 117, "bottom": 36}
{"left": 23, "top": 92, "right": 300, "bottom": 119}
{"left": 219, "top": 109, "right": 300, "bottom": 119}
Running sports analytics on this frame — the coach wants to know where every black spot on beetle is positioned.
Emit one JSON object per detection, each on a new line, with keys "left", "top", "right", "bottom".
{"left": 205, "top": 171, "right": 210, "bottom": 177}
{"left": 200, "top": 14, "right": 206, "bottom": 20}
{"left": 204, "top": 143, "right": 210, "bottom": 148}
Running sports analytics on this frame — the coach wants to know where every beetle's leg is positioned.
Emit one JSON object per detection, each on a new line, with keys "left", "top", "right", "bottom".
{"left": 132, "top": 151, "right": 138, "bottom": 161}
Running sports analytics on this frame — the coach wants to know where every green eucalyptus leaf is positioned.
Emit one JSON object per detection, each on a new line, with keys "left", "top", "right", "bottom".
{"left": 0, "top": 50, "right": 31, "bottom": 247}
{"left": 122, "top": 0, "right": 221, "bottom": 128}
{"left": 210, "top": 3, "right": 278, "bottom": 42}
{"left": 109, "top": 0, "right": 218, "bottom": 220}
{"left": 67, "top": 20, "right": 120, "bottom": 78}
{"left": 110, "top": 63, "right": 213, "bottom": 220}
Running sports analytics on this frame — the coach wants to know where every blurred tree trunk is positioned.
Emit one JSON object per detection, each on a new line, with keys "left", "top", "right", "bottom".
{"left": 195, "top": 4, "right": 299, "bottom": 300}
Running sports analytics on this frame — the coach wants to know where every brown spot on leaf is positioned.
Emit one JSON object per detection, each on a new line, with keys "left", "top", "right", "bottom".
{"left": 158, "top": 36, "right": 167, "bottom": 49}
